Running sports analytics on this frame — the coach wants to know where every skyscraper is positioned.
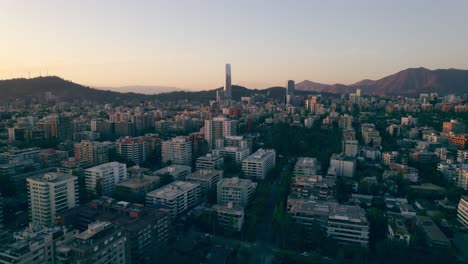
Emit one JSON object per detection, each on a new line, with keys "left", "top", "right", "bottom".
{"left": 287, "top": 80, "right": 295, "bottom": 105}
{"left": 287, "top": 80, "right": 295, "bottom": 96}
{"left": 225, "top": 64, "right": 232, "bottom": 99}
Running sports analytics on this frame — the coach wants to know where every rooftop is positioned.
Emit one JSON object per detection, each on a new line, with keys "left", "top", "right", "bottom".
{"left": 147, "top": 181, "right": 200, "bottom": 199}
{"left": 154, "top": 165, "right": 191, "bottom": 176}
{"left": 187, "top": 169, "right": 222, "bottom": 181}
{"left": 217, "top": 177, "right": 257, "bottom": 189}
{"left": 27, "top": 172, "right": 76, "bottom": 183}
{"left": 243, "top": 148, "right": 275, "bottom": 162}
{"left": 114, "top": 175, "right": 159, "bottom": 189}
{"left": 85, "top": 161, "right": 125, "bottom": 172}
{"left": 295, "top": 157, "right": 319, "bottom": 168}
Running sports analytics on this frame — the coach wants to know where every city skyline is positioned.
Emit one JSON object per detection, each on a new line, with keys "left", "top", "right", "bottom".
{"left": 1, "top": 1, "right": 468, "bottom": 89}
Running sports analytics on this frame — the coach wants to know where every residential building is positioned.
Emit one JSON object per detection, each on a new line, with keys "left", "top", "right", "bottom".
{"left": 212, "top": 147, "right": 249, "bottom": 165}
{"left": 57, "top": 197, "right": 170, "bottom": 263}
{"left": 186, "top": 169, "right": 223, "bottom": 196}
{"left": 294, "top": 157, "right": 321, "bottom": 177}
{"left": 146, "top": 181, "right": 202, "bottom": 218}
{"left": 0, "top": 226, "right": 76, "bottom": 264}
{"left": 415, "top": 216, "right": 451, "bottom": 247}
{"left": 458, "top": 195, "right": 468, "bottom": 229}
{"left": 116, "top": 136, "right": 149, "bottom": 165}
{"left": 85, "top": 162, "right": 127, "bottom": 196}
{"left": 114, "top": 176, "right": 160, "bottom": 201}
{"left": 196, "top": 153, "right": 224, "bottom": 170}
{"left": 328, "top": 153, "right": 356, "bottom": 178}
{"left": 74, "top": 140, "right": 112, "bottom": 166}
{"left": 383, "top": 151, "right": 399, "bottom": 166}
{"left": 153, "top": 165, "right": 192, "bottom": 181}
{"left": 327, "top": 203, "right": 369, "bottom": 246}
{"left": 344, "top": 140, "right": 358, "bottom": 157}
{"left": 161, "top": 136, "right": 192, "bottom": 166}
{"left": 242, "top": 149, "right": 276, "bottom": 180}
{"left": 290, "top": 176, "right": 336, "bottom": 200}
{"left": 27, "top": 173, "right": 78, "bottom": 226}
{"left": 456, "top": 164, "right": 468, "bottom": 190}
{"left": 217, "top": 177, "right": 257, "bottom": 207}
{"left": 204, "top": 117, "right": 238, "bottom": 149}
{"left": 212, "top": 202, "right": 244, "bottom": 232}
{"left": 56, "top": 222, "right": 129, "bottom": 263}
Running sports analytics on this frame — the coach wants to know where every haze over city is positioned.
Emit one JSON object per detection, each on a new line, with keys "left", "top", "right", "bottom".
{"left": 1, "top": 0, "right": 468, "bottom": 90}
{"left": 0, "top": 1, "right": 467, "bottom": 264}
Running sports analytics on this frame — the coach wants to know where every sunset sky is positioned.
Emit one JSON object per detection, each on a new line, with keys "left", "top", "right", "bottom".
{"left": 1, "top": 0, "right": 468, "bottom": 90}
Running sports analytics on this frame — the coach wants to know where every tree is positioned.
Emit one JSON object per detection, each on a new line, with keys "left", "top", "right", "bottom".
{"left": 159, "top": 173, "right": 174, "bottom": 187}
{"left": 376, "top": 239, "right": 410, "bottom": 264}
{"left": 367, "top": 208, "right": 388, "bottom": 251}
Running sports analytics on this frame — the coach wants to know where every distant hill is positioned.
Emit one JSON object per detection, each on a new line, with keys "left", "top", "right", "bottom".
{"left": 0, "top": 76, "right": 287, "bottom": 103}
{"left": 296, "top": 68, "right": 468, "bottom": 96}
{"left": 98, "top": 85, "right": 184, "bottom": 94}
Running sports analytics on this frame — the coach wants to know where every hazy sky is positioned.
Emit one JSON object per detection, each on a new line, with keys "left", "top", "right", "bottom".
{"left": 1, "top": 0, "right": 468, "bottom": 90}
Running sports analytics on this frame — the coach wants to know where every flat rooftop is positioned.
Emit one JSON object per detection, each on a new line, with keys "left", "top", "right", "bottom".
{"left": 295, "top": 157, "right": 319, "bottom": 168}
{"left": 243, "top": 149, "right": 275, "bottom": 162}
{"left": 114, "top": 175, "right": 159, "bottom": 189}
{"left": 187, "top": 169, "right": 222, "bottom": 181}
{"left": 218, "top": 177, "right": 257, "bottom": 189}
{"left": 147, "top": 181, "right": 200, "bottom": 200}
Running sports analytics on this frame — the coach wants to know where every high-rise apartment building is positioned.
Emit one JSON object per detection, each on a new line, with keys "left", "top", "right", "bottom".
{"left": 196, "top": 153, "right": 224, "bottom": 170}
{"left": 85, "top": 162, "right": 127, "bottom": 196}
{"left": 74, "top": 140, "right": 113, "bottom": 166}
{"left": 457, "top": 195, "right": 468, "bottom": 229}
{"left": 204, "top": 117, "right": 238, "bottom": 149}
{"left": 27, "top": 173, "right": 78, "bottom": 226}
{"left": 161, "top": 136, "right": 192, "bottom": 166}
{"left": 116, "top": 136, "right": 150, "bottom": 165}
{"left": 242, "top": 149, "right": 276, "bottom": 180}
{"left": 217, "top": 177, "right": 257, "bottom": 207}
{"left": 146, "top": 181, "right": 202, "bottom": 218}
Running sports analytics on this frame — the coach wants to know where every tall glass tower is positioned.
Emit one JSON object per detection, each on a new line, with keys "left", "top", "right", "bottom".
{"left": 225, "top": 64, "right": 232, "bottom": 99}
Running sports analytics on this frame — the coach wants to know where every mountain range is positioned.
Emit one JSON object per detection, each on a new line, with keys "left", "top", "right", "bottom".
{"left": 0, "top": 67, "right": 467, "bottom": 103}
{"left": 97, "top": 85, "right": 184, "bottom": 94}
{"left": 296, "top": 67, "right": 468, "bottom": 95}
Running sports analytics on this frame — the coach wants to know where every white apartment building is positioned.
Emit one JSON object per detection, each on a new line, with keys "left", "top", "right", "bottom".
{"left": 457, "top": 165, "right": 468, "bottom": 190}
{"left": 242, "top": 149, "right": 276, "bottom": 180}
{"left": 294, "top": 157, "right": 321, "bottom": 177}
{"left": 186, "top": 169, "right": 223, "bottom": 195}
{"left": 85, "top": 162, "right": 127, "bottom": 196}
{"left": 217, "top": 177, "right": 257, "bottom": 207}
{"left": 161, "top": 136, "right": 192, "bottom": 166}
{"left": 287, "top": 199, "right": 369, "bottom": 246}
{"left": 212, "top": 147, "right": 250, "bottom": 165}
{"left": 27, "top": 173, "right": 78, "bottom": 226}
{"left": 146, "top": 181, "right": 202, "bottom": 218}
{"left": 327, "top": 204, "right": 369, "bottom": 246}
{"left": 153, "top": 165, "right": 192, "bottom": 181}
{"left": 196, "top": 153, "right": 224, "bottom": 170}
{"left": 216, "top": 135, "right": 252, "bottom": 152}
{"left": 212, "top": 202, "right": 244, "bottom": 232}
{"left": 344, "top": 140, "right": 358, "bottom": 157}
{"left": 457, "top": 196, "right": 468, "bottom": 229}
{"left": 328, "top": 153, "right": 356, "bottom": 178}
